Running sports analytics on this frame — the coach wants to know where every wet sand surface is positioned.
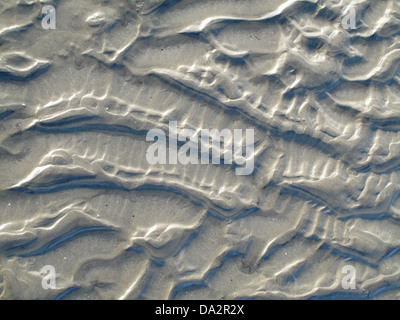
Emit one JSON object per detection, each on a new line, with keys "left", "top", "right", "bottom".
{"left": 1, "top": 0, "right": 400, "bottom": 299}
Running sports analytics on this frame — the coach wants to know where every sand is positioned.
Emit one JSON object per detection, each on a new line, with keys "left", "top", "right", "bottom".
{"left": 0, "top": 0, "right": 400, "bottom": 299}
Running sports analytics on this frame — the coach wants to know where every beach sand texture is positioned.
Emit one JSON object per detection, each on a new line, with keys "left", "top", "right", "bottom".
{"left": 1, "top": 0, "right": 400, "bottom": 299}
